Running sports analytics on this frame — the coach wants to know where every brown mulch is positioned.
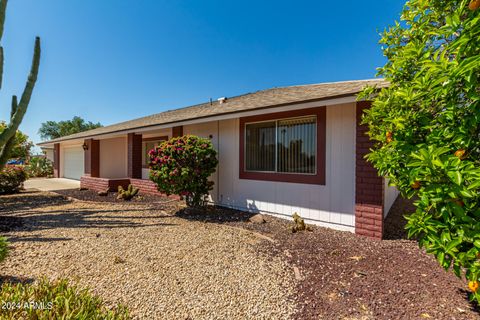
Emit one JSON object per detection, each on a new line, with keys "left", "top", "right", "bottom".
{"left": 178, "top": 199, "right": 480, "bottom": 320}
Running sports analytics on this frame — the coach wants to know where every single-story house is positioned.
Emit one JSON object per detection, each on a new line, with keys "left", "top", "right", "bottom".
{"left": 37, "top": 79, "right": 398, "bottom": 239}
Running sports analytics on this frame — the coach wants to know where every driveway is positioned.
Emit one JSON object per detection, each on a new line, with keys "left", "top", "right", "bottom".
{"left": 24, "top": 178, "right": 80, "bottom": 191}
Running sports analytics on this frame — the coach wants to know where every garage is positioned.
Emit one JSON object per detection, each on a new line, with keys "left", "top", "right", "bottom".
{"left": 62, "top": 146, "right": 84, "bottom": 180}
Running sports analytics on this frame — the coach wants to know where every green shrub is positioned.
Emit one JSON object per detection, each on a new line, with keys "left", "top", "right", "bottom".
{"left": 359, "top": 0, "right": 480, "bottom": 302}
{"left": 0, "top": 236, "right": 9, "bottom": 263}
{"left": 117, "top": 184, "right": 139, "bottom": 201}
{"left": 0, "top": 165, "right": 27, "bottom": 194}
{"left": 0, "top": 278, "right": 129, "bottom": 319}
{"left": 149, "top": 135, "right": 218, "bottom": 207}
{"left": 25, "top": 157, "right": 53, "bottom": 178}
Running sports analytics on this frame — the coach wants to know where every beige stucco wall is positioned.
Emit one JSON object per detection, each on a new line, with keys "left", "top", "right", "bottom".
{"left": 99, "top": 137, "right": 127, "bottom": 178}
{"left": 44, "top": 149, "right": 54, "bottom": 162}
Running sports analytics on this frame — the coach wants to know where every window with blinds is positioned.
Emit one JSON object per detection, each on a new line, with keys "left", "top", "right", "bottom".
{"left": 244, "top": 116, "right": 317, "bottom": 174}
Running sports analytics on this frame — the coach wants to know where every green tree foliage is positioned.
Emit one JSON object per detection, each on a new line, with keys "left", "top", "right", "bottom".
{"left": 39, "top": 116, "right": 102, "bottom": 140}
{"left": 0, "top": 122, "right": 33, "bottom": 160}
{"left": 359, "top": 0, "right": 480, "bottom": 300}
{"left": 149, "top": 135, "right": 218, "bottom": 207}
{"left": 0, "top": 0, "right": 41, "bottom": 170}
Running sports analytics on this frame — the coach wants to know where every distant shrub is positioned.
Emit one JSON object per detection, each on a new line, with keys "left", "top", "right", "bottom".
{"left": 0, "top": 236, "right": 8, "bottom": 263}
{"left": 0, "top": 165, "right": 27, "bottom": 194}
{"left": 0, "top": 278, "right": 129, "bottom": 319}
{"left": 26, "top": 157, "right": 53, "bottom": 178}
{"left": 149, "top": 135, "right": 218, "bottom": 207}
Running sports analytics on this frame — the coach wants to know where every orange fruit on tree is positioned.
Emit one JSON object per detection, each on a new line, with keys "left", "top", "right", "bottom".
{"left": 411, "top": 181, "right": 421, "bottom": 189}
{"left": 386, "top": 131, "right": 393, "bottom": 143}
{"left": 454, "top": 149, "right": 467, "bottom": 160}
{"left": 469, "top": 0, "right": 480, "bottom": 10}
{"left": 469, "top": 280, "right": 479, "bottom": 293}
{"left": 452, "top": 199, "right": 465, "bottom": 207}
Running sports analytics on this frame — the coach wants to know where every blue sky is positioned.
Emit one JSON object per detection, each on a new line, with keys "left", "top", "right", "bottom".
{"left": 1, "top": 0, "right": 405, "bottom": 146}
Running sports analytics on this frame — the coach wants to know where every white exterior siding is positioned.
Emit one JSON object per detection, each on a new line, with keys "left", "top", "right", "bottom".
{"left": 216, "top": 102, "right": 357, "bottom": 231}
{"left": 384, "top": 178, "right": 400, "bottom": 217}
{"left": 99, "top": 137, "right": 128, "bottom": 178}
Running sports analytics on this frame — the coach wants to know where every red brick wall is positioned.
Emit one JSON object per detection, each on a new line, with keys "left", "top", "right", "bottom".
{"left": 127, "top": 133, "right": 142, "bottom": 179}
{"left": 130, "top": 178, "right": 163, "bottom": 195}
{"left": 84, "top": 139, "right": 100, "bottom": 177}
{"left": 53, "top": 143, "right": 60, "bottom": 178}
{"left": 81, "top": 176, "right": 179, "bottom": 199}
{"left": 80, "top": 176, "right": 130, "bottom": 192}
{"left": 80, "top": 176, "right": 109, "bottom": 191}
{"left": 355, "top": 101, "right": 384, "bottom": 239}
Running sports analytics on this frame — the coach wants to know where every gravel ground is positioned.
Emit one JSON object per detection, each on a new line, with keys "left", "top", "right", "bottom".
{"left": 0, "top": 190, "right": 296, "bottom": 319}
{"left": 172, "top": 201, "right": 480, "bottom": 319}
{"left": 2, "top": 190, "right": 478, "bottom": 319}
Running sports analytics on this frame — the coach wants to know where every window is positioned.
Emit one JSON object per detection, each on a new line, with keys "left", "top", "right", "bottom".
{"left": 142, "top": 137, "right": 168, "bottom": 167}
{"left": 245, "top": 116, "right": 316, "bottom": 174}
{"left": 239, "top": 107, "right": 326, "bottom": 185}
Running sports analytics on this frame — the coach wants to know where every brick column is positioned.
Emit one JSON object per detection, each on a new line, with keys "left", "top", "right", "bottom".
{"left": 355, "top": 101, "right": 384, "bottom": 239}
{"left": 84, "top": 139, "right": 99, "bottom": 177}
{"left": 53, "top": 143, "right": 60, "bottom": 178}
{"left": 172, "top": 126, "right": 183, "bottom": 137}
{"left": 127, "top": 133, "right": 142, "bottom": 179}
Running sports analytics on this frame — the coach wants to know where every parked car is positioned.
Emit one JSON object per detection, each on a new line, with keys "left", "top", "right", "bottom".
{"left": 7, "top": 159, "right": 24, "bottom": 165}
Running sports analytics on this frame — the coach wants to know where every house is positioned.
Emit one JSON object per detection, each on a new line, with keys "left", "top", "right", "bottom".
{"left": 37, "top": 79, "right": 398, "bottom": 239}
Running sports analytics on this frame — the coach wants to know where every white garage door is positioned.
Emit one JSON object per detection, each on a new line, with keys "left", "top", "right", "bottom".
{"left": 63, "top": 146, "right": 84, "bottom": 180}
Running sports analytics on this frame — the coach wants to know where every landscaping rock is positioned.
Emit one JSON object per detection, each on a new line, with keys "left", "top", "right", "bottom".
{"left": 249, "top": 214, "right": 266, "bottom": 224}
{"left": 97, "top": 190, "right": 108, "bottom": 196}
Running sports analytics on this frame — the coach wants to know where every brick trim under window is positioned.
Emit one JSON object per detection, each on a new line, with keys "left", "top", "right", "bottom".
{"left": 239, "top": 106, "right": 326, "bottom": 185}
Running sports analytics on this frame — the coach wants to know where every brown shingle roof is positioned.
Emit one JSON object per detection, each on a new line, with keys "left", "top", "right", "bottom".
{"left": 38, "top": 79, "right": 386, "bottom": 145}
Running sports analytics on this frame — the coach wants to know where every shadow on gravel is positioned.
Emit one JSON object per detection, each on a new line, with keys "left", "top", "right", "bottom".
{"left": 0, "top": 216, "right": 24, "bottom": 232}
{"left": 0, "top": 190, "right": 72, "bottom": 212}
{"left": 7, "top": 235, "right": 74, "bottom": 243}
{"left": 175, "top": 206, "right": 256, "bottom": 223}
{"left": 0, "top": 191, "right": 178, "bottom": 236}
{"left": 383, "top": 196, "right": 416, "bottom": 240}
{"left": 458, "top": 288, "right": 480, "bottom": 315}
{"left": 0, "top": 275, "right": 34, "bottom": 286}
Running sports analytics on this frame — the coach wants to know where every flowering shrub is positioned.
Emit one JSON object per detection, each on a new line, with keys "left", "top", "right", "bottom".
{"left": 0, "top": 165, "right": 27, "bottom": 194}
{"left": 25, "top": 157, "right": 53, "bottom": 177}
{"left": 359, "top": 0, "right": 480, "bottom": 302}
{"left": 148, "top": 135, "right": 218, "bottom": 207}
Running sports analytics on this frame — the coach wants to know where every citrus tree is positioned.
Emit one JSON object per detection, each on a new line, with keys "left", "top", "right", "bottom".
{"left": 148, "top": 135, "right": 218, "bottom": 207}
{"left": 359, "top": 0, "right": 480, "bottom": 301}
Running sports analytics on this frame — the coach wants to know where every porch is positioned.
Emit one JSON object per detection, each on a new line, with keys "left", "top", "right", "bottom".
{"left": 53, "top": 126, "right": 185, "bottom": 195}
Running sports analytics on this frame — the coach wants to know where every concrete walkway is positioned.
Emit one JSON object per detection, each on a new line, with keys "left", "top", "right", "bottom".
{"left": 24, "top": 178, "right": 80, "bottom": 191}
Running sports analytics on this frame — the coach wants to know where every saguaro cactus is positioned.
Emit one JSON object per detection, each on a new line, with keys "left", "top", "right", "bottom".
{"left": 0, "top": 0, "right": 41, "bottom": 169}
